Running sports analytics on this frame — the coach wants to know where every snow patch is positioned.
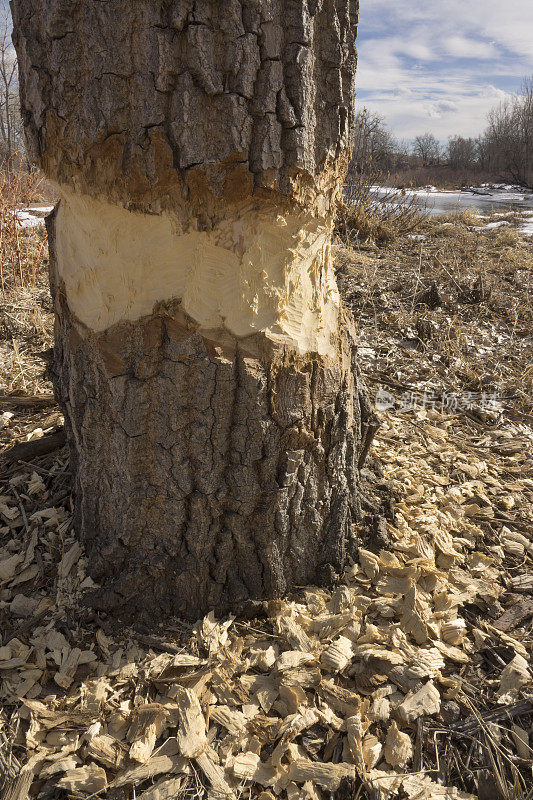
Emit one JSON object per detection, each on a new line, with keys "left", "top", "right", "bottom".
{"left": 484, "top": 220, "right": 511, "bottom": 230}
{"left": 14, "top": 211, "right": 46, "bottom": 229}
{"left": 10, "top": 206, "right": 54, "bottom": 229}
{"left": 519, "top": 215, "right": 533, "bottom": 237}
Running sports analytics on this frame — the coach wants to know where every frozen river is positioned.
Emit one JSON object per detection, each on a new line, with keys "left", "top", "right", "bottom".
{"left": 371, "top": 185, "right": 533, "bottom": 216}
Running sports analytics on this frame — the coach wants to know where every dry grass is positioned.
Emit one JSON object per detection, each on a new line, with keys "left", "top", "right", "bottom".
{"left": 337, "top": 210, "right": 533, "bottom": 415}
{"left": 0, "top": 157, "right": 49, "bottom": 293}
{"left": 0, "top": 161, "right": 53, "bottom": 400}
{"left": 340, "top": 172, "right": 428, "bottom": 245}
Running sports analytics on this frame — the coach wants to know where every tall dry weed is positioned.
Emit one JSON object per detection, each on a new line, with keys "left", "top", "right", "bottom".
{"left": 338, "top": 168, "right": 427, "bottom": 244}
{"left": 0, "top": 155, "right": 48, "bottom": 294}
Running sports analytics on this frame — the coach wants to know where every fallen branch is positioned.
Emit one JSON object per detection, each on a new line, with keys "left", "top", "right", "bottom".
{"left": 134, "top": 635, "right": 186, "bottom": 655}
{"left": 1, "top": 428, "right": 66, "bottom": 462}
{"left": 0, "top": 394, "right": 56, "bottom": 409}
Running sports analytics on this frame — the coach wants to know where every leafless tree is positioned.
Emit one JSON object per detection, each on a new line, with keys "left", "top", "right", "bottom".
{"left": 447, "top": 136, "right": 478, "bottom": 171}
{"left": 352, "top": 109, "right": 398, "bottom": 173}
{"left": 483, "top": 76, "right": 533, "bottom": 188}
{"left": 0, "top": 6, "right": 23, "bottom": 162}
{"left": 413, "top": 132, "right": 441, "bottom": 167}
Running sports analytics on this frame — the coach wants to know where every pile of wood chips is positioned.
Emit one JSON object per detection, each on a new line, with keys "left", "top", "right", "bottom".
{"left": 0, "top": 399, "right": 532, "bottom": 799}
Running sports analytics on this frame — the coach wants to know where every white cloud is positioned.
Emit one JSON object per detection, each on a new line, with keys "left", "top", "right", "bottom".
{"left": 427, "top": 100, "right": 459, "bottom": 118}
{"left": 480, "top": 85, "right": 511, "bottom": 100}
{"left": 393, "top": 87, "right": 413, "bottom": 98}
{"left": 356, "top": 0, "right": 532, "bottom": 139}
{"left": 444, "top": 36, "right": 497, "bottom": 60}
{"left": 395, "top": 41, "right": 435, "bottom": 62}
{"left": 361, "top": 0, "right": 533, "bottom": 64}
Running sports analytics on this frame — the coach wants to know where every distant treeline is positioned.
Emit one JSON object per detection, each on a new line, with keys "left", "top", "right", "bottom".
{"left": 351, "top": 77, "right": 533, "bottom": 189}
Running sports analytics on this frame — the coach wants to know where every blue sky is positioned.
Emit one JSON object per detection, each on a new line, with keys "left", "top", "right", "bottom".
{"left": 356, "top": 0, "right": 533, "bottom": 141}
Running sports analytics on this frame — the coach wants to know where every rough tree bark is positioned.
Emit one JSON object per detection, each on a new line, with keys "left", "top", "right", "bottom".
{"left": 11, "top": 0, "right": 371, "bottom": 620}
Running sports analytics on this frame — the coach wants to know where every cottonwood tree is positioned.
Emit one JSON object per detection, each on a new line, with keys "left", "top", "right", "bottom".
{"left": 12, "top": 0, "right": 372, "bottom": 620}
{"left": 413, "top": 132, "right": 441, "bottom": 167}
{"left": 447, "top": 136, "right": 478, "bottom": 172}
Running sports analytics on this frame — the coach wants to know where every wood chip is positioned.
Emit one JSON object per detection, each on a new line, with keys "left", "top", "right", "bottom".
{"left": 277, "top": 651, "right": 315, "bottom": 671}
{"left": 136, "top": 776, "right": 185, "bottom": 800}
{"left": 497, "top": 654, "right": 531, "bottom": 700}
{"left": 289, "top": 759, "right": 355, "bottom": 791}
{"left": 86, "top": 733, "right": 128, "bottom": 770}
{"left": 369, "top": 770, "right": 476, "bottom": 799}
{"left": 174, "top": 687, "right": 207, "bottom": 757}
{"left": 209, "top": 704, "right": 247, "bottom": 735}
{"left": 396, "top": 681, "right": 441, "bottom": 723}
{"left": 384, "top": 721, "right": 413, "bottom": 768}
{"left": 54, "top": 647, "right": 82, "bottom": 689}
{"left": 57, "top": 542, "right": 82, "bottom": 579}
{"left": 57, "top": 763, "right": 107, "bottom": 794}
{"left": 511, "top": 724, "right": 531, "bottom": 760}
{"left": 320, "top": 636, "right": 354, "bottom": 672}
{"left": 195, "top": 748, "right": 235, "bottom": 798}
{"left": 230, "top": 752, "right": 278, "bottom": 787}
{"left": 110, "top": 753, "right": 188, "bottom": 788}
{"left": 128, "top": 705, "right": 167, "bottom": 763}
{"left": 362, "top": 734, "right": 382, "bottom": 770}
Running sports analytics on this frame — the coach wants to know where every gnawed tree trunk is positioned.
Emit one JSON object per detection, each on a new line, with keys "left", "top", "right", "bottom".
{"left": 12, "top": 0, "right": 371, "bottom": 620}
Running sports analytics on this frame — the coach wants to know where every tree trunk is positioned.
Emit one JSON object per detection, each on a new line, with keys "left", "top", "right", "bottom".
{"left": 12, "top": 0, "right": 370, "bottom": 620}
